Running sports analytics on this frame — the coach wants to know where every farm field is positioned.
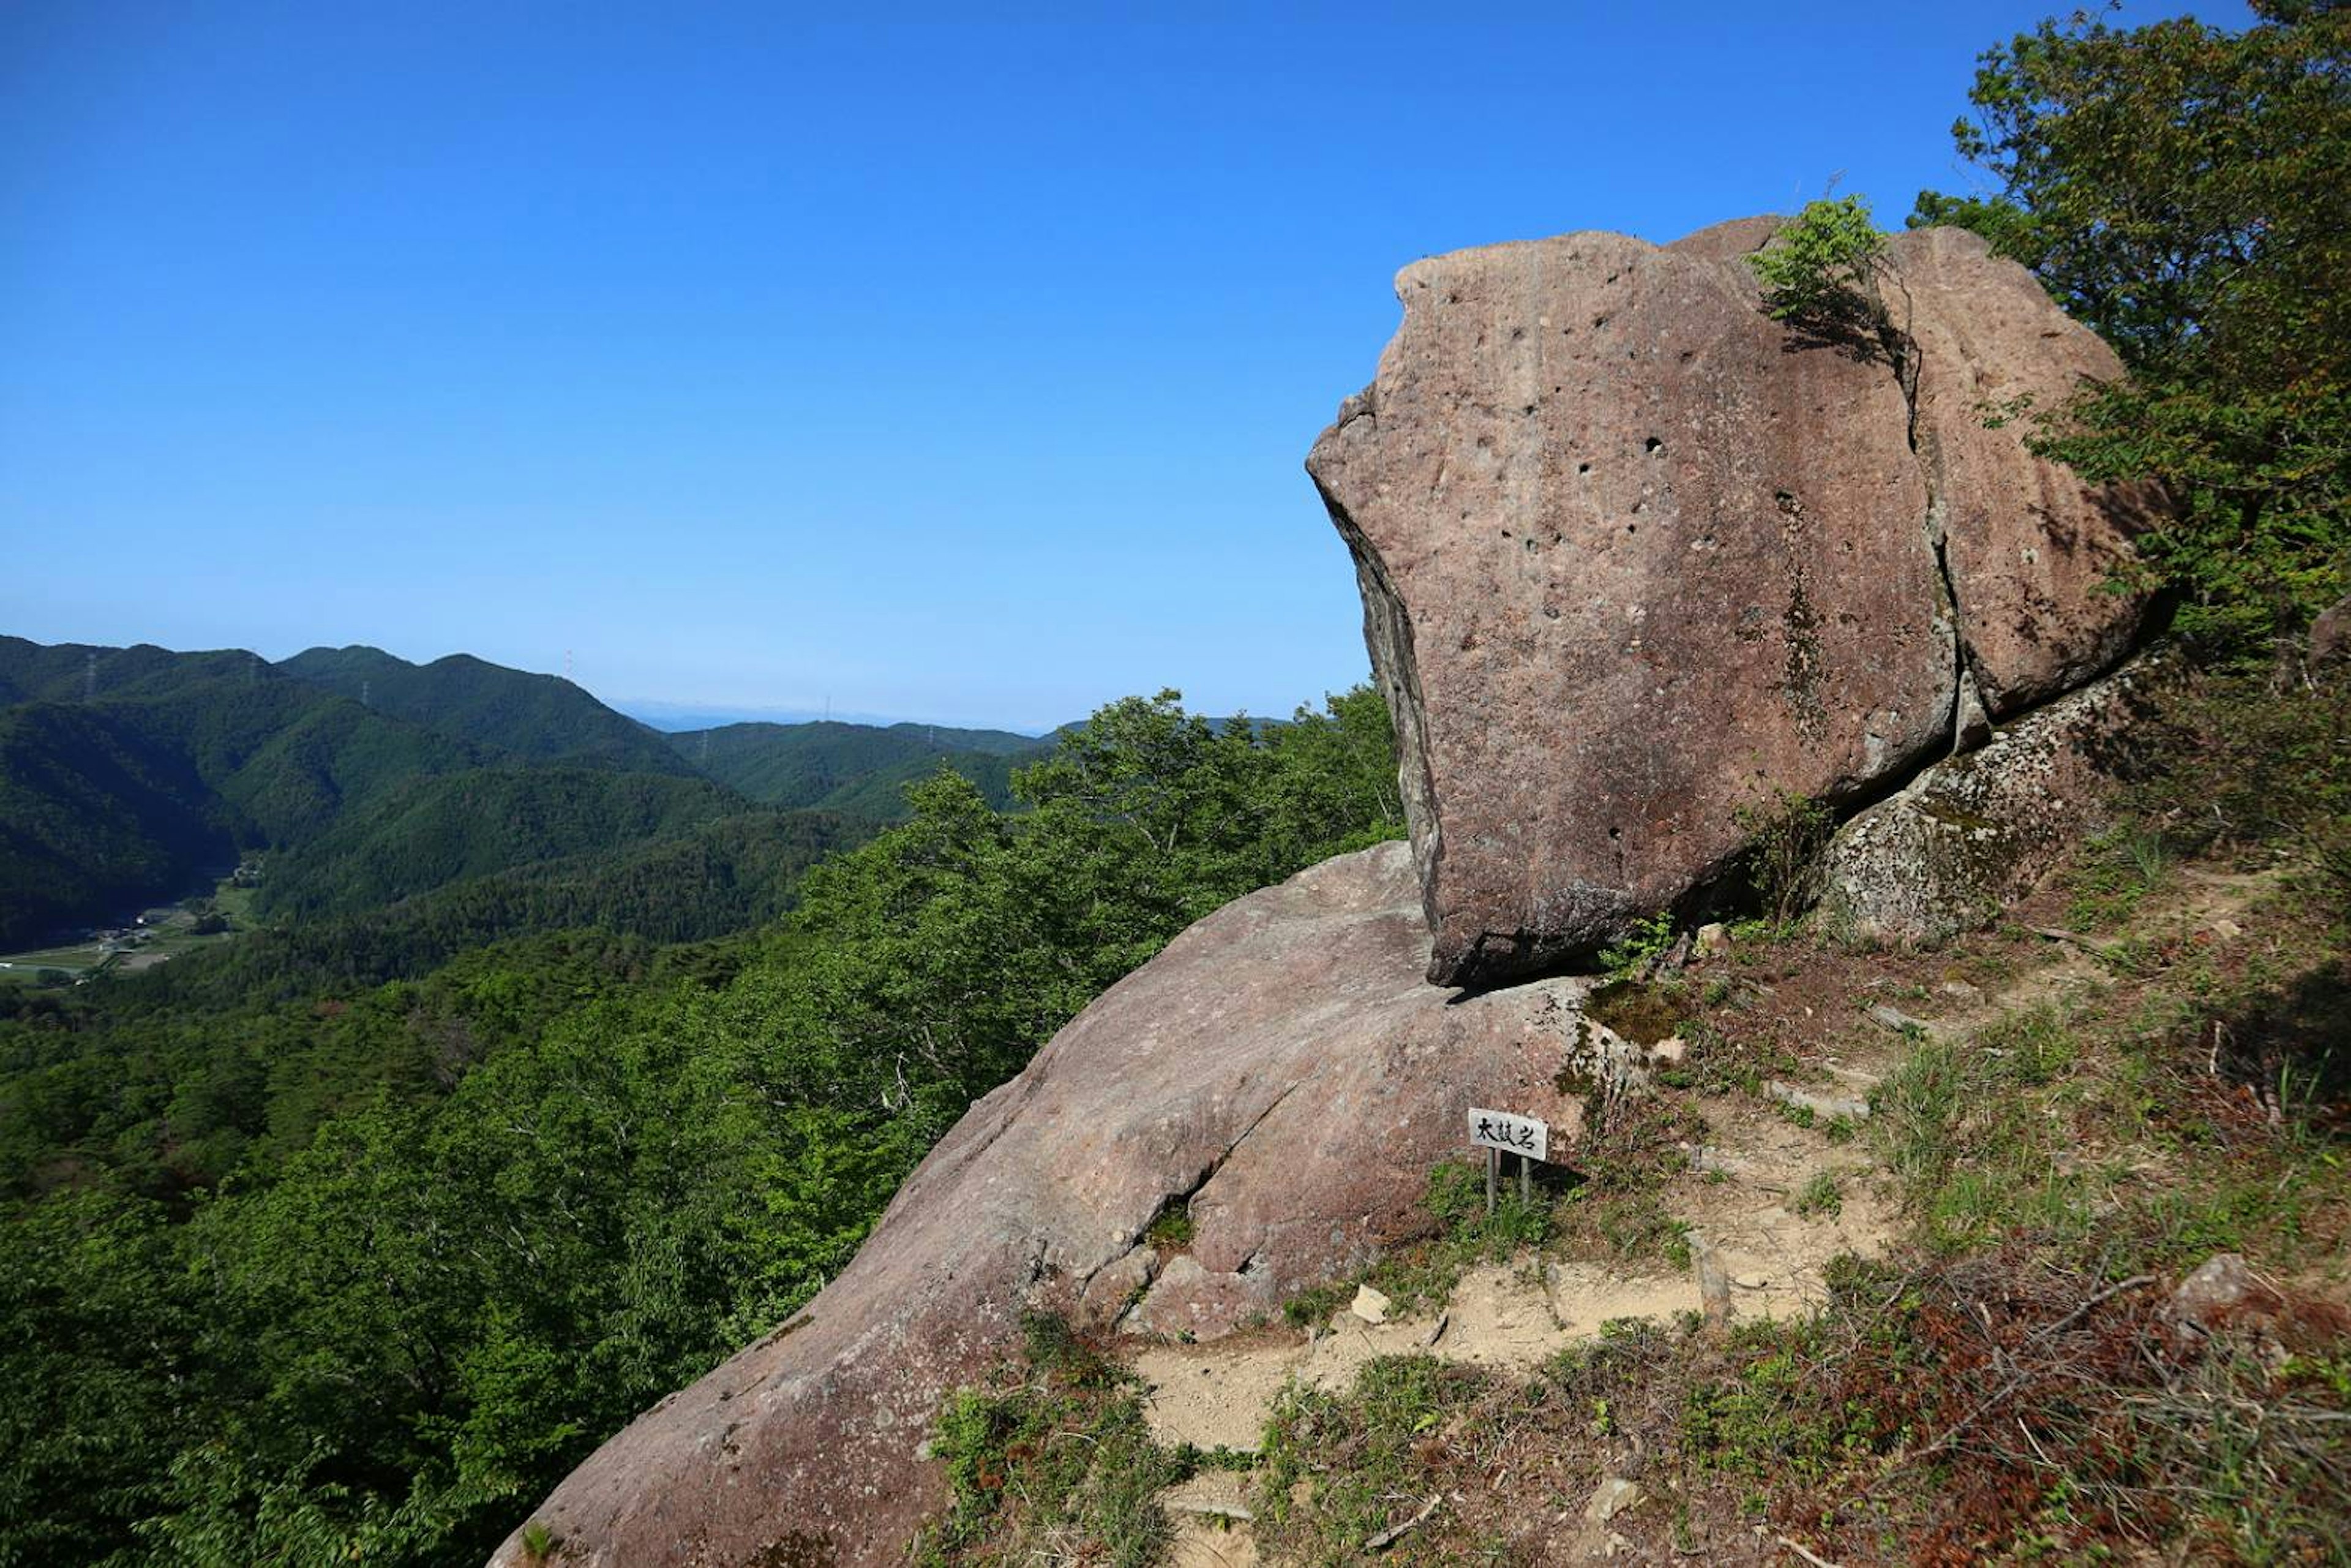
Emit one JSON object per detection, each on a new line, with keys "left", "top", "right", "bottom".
{"left": 0, "top": 876, "right": 253, "bottom": 985}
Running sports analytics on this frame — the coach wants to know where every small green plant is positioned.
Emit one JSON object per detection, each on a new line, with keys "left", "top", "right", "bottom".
{"left": 918, "top": 1315, "right": 1188, "bottom": 1566}
{"left": 1281, "top": 1279, "right": 1351, "bottom": 1330}
{"left": 1733, "top": 787, "right": 1835, "bottom": 927}
{"left": 2066, "top": 822, "right": 2175, "bottom": 929}
{"left": 519, "top": 1522, "right": 558, "bottom": 1564}
{"left": 1745, "top": 195, "right": 1915, "bottom": 397}
{"left": 1256, "top": 1355, "right": 1490, "bottom": 1556}
{"left": 1794, "top": 1171, "right": 1844, "bottom": 1218}
{"left": 1600, "top": 910, "right": 1676, "bottom": 980}
{"left": 1144, "top": 1204, "right": 1194, "bottom": 1251}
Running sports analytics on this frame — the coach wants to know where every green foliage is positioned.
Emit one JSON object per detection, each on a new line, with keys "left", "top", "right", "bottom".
{"left": 918, "top": 1318, "right": 1186, "bottom": 1567}
{"left": 1914, "top": 6, "right": 2351, "bottom": 652}
{"left": 671, "top": 718, "right": 1046, "bottom": 817}
{"left": 0, "top": 702, "right": 234, "bottom": 946}
{"left": 1598, "top": 912, "right": 1676, "bottom": 981}
{"left": 1143, "top": 1205, "right": 1194, "bottom": 1250}
{"left": 1256, "top": 1354, "right": 1491, "bottom": 1564}
{"left": 1745, "top": 195, "right": 1894, "bottom": 336}
{"left": 1867, "top": 1015, "right": 2102, "bottom": 1253}
{"left": 1793, "top": 1171, "right": 1843, "bottom": 1218}
{"left": 0, "top": 680, "right": 1403, "bottom": 1565}
{"left": 1733, "top": 787, "right": 1832, "bottom": 926}
{"left": 250, "top": 765, "right": 764, "bottom": 919}
{"left": 2116, "top": 671, "right": 2350, "bottom": 904}
{"left": 1682, "top": 1332, "right": 1887, "bottom": 1489}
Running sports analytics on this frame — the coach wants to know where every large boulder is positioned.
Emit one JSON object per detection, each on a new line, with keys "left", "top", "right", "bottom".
{"left": 494, "top": 842, "right": 1639, "bottom": 1567}
{"left": 1818, "top": 659, "right": 2156, "bottom": 947}
{"left": 1309, "top": 219, "right": 2156, "bottom": 987}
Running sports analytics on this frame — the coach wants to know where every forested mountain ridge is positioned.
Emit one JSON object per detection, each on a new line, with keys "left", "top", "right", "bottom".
{"left": 0, "top": 637, "right": 860, "bottom": 947}
{"left": 4, "top": 637, "right": 1122, "bottom": 950}
{"left": 252, "top": 766, "right": 772, "bottom": 919}
{"left": 0, "top": 644, "right": 490, "bottom": 945}
{"left": 0, "top": 702, "right": 233, "bottom": 944}
{"left": 669, "top": 718, "right": 1048, "bottom": 816}
{"left": 279, "top": 645, "right": 695, "bottom": 777}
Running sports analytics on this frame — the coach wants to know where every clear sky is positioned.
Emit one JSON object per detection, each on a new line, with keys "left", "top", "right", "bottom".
{"left": 0, "top": 1, "right": 2245, "bottom": 731}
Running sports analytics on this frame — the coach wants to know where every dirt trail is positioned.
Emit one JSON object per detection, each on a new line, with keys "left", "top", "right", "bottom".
{"left": 1140, "top": 1083, "right": 1891, "bottom": 1564}
{"left": 1132, "top": 1081, "right": 1895, "bottom": 1466}
{"left": 1137, "top": 866, "right": 2286, "bottom": 1562}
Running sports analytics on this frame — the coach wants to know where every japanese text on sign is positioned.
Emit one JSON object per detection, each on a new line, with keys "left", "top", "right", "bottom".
{"left": 1468, "top": 1108, "right": 1548, "bottom": 1163}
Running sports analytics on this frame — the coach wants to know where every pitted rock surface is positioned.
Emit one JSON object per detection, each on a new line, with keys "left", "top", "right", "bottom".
{"left": 493, "top": 842, "right": 1639, "bottom": 1567}
{"left": 1309, "top": 219, "right": 2156, "bottom": 986}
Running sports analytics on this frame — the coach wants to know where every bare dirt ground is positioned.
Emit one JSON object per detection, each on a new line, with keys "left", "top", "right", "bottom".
{"left": 1134, "top": 1049, "right": 1900, "bottom": 1562}
{"left": 1127, "top": 860, "right": 2308, "bottom": 1566}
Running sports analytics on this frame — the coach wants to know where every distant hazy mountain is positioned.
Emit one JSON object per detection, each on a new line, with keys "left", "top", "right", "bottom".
{"left": 280, "top": 645, "right": 693, "bottom": 776}
{"left": 668, "top": 719, "right": 1051, "bottom": 817}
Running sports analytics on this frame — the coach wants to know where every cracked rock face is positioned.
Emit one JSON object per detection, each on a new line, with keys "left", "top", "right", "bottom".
{"left": 1309, "top": 220, "right": 2156, "bottom": 988}
{"left": 494, "top": 842, "right": 1640, "bottom": 1568}
{"left": 1894, "top": 227, "right": 2164, "bottom": 714}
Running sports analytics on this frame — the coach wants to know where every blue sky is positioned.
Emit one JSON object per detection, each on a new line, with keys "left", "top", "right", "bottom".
{"left": 0, "top": 1, "right": 2244, "bottom": 730}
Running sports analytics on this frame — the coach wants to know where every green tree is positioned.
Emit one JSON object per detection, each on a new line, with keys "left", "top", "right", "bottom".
{"left": 1746, "top": 195, "right": 1918, "bottom": 407}
{"left": 1913, "top": 2, "right": 2351, "bottom": 655}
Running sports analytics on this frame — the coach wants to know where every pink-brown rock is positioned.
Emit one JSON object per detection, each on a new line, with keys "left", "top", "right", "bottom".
{"left": 1894, "top": 227, "right": 2163, "bottom": 715}
{"left": 492, "top": 842, "right": 1638, "bottom": 1567}
{"left": 1308, "top": 219, "right": 2155, "bottom": 986}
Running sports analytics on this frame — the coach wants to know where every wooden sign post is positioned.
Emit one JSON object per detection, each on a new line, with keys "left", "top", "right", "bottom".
{"left": 1468, "top": 1108, "right": 1550, "bottom": 1215}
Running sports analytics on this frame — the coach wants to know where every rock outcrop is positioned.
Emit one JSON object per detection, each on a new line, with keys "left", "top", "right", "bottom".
{"left": 495, "top": 842, "right": 1640, "bottom": 1567}
{"left": 1309, "top": 219, "right": 2159, "bottom": 987}
{"left": 1818, "top": 659, "right": 2155, "bottom": 946}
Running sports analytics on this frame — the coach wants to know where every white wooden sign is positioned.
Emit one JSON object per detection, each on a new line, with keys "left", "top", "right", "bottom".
{"left": 1468, "top": 1108, "right": 1548, "bottom": 1163}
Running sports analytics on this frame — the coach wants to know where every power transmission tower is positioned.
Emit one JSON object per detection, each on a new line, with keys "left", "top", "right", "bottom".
{"left": 83, "top": 652, "right": 96, "bottom": 702}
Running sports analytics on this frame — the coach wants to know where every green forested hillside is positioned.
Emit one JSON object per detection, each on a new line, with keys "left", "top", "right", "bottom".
{"left": 811, "top": 748, "right": 1029, "bottom": 819}
{"left": 129, "top": 808, "right": 857, "bottom": 1005}
{"left": 0, "top": 649, "right": 486, "bottom": 945}
{"left": 0, "top": 685, "right": 1403, "bottom": 1566}
{"left": 0, "top": 704, "right": 233, "bottom": 945}
{"left": 0, "top": 638, "right": 837, "bottom": 945}
{"left": 0, "top": 638, "right": 272, "bottom": 707}
{"left": 279, "top": 646, "right": 694, "bottom": 776}
{"left": 251, "top": 766, "right": 758, "bottom": 918}
{"left": 670, "top": 718, "right": 1048, "bottom": 814}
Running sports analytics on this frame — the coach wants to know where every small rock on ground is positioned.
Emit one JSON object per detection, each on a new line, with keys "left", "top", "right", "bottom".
{"left": 1585, "top": 1477, "right": 1646, "bottom": 1522}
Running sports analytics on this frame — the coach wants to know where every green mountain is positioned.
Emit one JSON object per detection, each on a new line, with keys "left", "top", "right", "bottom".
{"left": 256, "top": 766, "right": 759, "bottom": 918}
{"left": 141, "top": 806, "right": 857, "bottom": 1004}
{"left": 0, "top": 643, "right": 488, "bottom": 945}
{"left": 0, "top": 637, "right": 804, "bottom": 947}
{"left": 0, "top": 703, "right": 234, "bottom": 943}
{"left": 279, "top": 645, "right": 692, "bottom": 776}
{"left": 670, "top": 719, "right": 1049, "bottom": 816}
